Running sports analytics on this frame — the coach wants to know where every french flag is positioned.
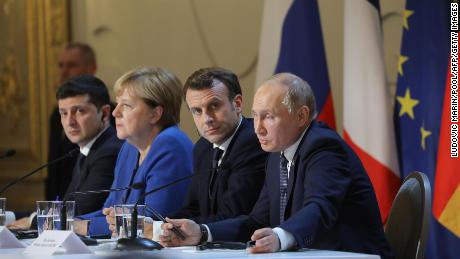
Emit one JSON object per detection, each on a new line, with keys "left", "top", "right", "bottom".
{"left": 343, "top": 0, "right": 400, "bottom": 222}
{"left": 255, "top": 0, "right": 335, "bottom": 129}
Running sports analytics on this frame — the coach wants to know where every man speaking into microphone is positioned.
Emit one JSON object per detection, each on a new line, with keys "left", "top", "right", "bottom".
{"left": 8, "top": 75, "right": 122, "bottom": 229}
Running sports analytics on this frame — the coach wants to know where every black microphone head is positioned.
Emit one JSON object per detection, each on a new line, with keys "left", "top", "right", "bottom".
{"left": 4, "top": 149, "right": 16, "bottom": 157}
{"left": 131, "top": 182, "right": 146, "bottom": 190}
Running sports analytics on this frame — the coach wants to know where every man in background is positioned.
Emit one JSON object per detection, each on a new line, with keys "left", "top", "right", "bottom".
{"left": 46, "top": 43, "right": 98, "bottom": 200}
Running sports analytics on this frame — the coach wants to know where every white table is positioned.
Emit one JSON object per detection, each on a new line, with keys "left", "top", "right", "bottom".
{"left": 0, "top": 239, "right": 381, "bottom": 259}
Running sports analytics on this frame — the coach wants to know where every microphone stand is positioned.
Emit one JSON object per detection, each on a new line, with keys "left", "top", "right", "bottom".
{"left": 59, "top": 182, "right": 146, "bottom": 230}
{"left": 116, "top": 174, "right": 193, "bottom": 250}
{"left": 0, "top": 148, "right": 79, "bottom": 195}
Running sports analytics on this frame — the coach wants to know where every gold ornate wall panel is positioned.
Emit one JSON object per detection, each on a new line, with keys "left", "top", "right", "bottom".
{"left": 0, "top": 0, "right": 69, "bottom": 210}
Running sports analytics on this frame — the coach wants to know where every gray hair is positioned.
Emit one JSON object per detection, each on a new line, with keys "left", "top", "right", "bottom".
{"left": 266, "top": 73, "right": 317, "bottom": 122}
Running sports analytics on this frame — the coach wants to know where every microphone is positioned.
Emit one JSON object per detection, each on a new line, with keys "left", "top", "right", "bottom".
{"left": 67, "top": 182, "right": 146, "bottom": 197}
{"left": 116, "top": 174, "right": 194, "bottom": 250}
{"left": 0, "top": 149, "right": 16, "bottom": 159}
{"left": 0, "top": 148, "right": 79, "bottom": 195}
{"left": 60, "top": 182, "right": 146, "bottom": 230}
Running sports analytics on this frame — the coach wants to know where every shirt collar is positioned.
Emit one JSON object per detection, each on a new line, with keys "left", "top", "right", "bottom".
{"left": 282, "top": 126, "right": 309, "bottom": 163}
{"left": 79, "top": 125, "right": 109, "bottom": 156}
{"left": 213, "top": 116, "right": 243, "bottom": 152}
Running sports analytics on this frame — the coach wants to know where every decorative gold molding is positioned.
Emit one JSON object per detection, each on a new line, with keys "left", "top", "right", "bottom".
{"left": 0, "top": 0, "right": 69, "bottom": 210}
{"left": 0, "top": 49, "right": 25, "bottom": 131}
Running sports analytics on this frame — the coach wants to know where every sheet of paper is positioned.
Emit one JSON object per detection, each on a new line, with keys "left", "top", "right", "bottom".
{"left": 24, "top": 230, "right": 92, "bottom": 255}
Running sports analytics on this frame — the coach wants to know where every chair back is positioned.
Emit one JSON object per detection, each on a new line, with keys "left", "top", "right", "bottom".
{"left": 385, "top": 171, "right": 431, "bottom": 259}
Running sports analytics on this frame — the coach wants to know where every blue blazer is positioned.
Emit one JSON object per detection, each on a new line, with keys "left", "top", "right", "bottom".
{"left": 208, "top": 121, "right": 393, "bottom": 259}
{"left": 80, "top": 125, "right": 193, "bottom": 236}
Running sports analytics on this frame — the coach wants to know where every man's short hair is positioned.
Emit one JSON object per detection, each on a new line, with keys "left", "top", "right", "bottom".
{"left": 56, "top": 75, "right": 110, "bottom": 110}
{"left": 113, "top": 67, "right": 183, "bottom": 128}
{"left": 267, "top": 73, "right": 317, "bottom": 122}
{"left": 183, "top": 67, "right": 242, "bottom": 101}
{"left": 64, "top": 42, "right": 97, "bottom": 66}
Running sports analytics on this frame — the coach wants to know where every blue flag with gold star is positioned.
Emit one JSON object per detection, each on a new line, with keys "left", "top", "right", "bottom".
{"left": 394, "top": 0, "right": 459, "bottom": 258}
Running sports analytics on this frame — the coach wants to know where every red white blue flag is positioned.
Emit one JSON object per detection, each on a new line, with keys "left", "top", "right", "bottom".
{"left": 255, "top": 0, "right": 335, "bottom": 129}
{"left": 343, "top": 0, "right": 400, "bottom": 222}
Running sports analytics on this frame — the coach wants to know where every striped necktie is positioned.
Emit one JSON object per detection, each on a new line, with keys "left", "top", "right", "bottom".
{"left": 279, "top": 154, "right": 289, "bottom": 223}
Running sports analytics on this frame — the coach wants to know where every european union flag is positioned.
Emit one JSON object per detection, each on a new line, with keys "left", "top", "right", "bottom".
{"left": 394, "top": 0, "right": 459, "bottom": 258}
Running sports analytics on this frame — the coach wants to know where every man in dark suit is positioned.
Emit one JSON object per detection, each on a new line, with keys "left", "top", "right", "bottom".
{"left": 160, "top": 73, "right": 393, "bottom": 259}
{"left": 47, "top": 43, "right": 117, "bottom": 201}
{"left": 46, "top": 43, "right": 98, "bottom": 201}
{"left": 57, "top": 76, "right": 122, "bottom": 216}
{"left": 8, "top": 75, "right": 122, "bottom": 229}
{"left": 167, "top": 67, "right": 267, "bottom": 223}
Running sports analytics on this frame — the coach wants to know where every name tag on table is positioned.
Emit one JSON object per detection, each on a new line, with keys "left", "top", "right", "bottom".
{"left": 24, "top": 230, "right": 92, "bottom": 255}
{"left": 0, "top": 227, "right": 26, "bottom": 248}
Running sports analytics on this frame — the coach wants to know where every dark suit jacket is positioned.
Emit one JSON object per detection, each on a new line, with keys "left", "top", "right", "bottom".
{"left": 46, "top": 104, "right": 116, "bottom": 200}
{"left": 63, "top": 126, "right": 122, "bottom": 216}
{"left": 208, "top": 121, "right": 394, "bottom": 259}
{"left": 46, "top": 107, "right": 78, "bottom": 200}
{"left": 169, "top": 118, "right": 268, "bottom": 223}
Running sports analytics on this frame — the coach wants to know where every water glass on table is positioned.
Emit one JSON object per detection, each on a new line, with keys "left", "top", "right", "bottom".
{"left": 53, "top": 201, "right": 75, "bottom": 231}
{"left": 114, "top": 204, "right": 146, "bottom": 238}
{"left": 0, "top": 198, "right": 6, "bottom": 226}
{"left": 36, "top": 201, "right": 75, "bottom": 235}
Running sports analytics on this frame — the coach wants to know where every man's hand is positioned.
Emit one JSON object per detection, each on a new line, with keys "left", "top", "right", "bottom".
{"left": 102, "top": 207, "right": 116, "bottom": 237}
{"left": 247, "top": 228, "right": 280, "bottom": 253}
{"left": 73, "top": 220, "right": 89, "bottom": 236}
{"left": 7, "top": 217, "right": 30, "bottom": 230}
{"left": 158, "top": 218, "right": 200, "bottom": 247}
{"left": 144, "top": 222, "right": 153, "bottom": 239}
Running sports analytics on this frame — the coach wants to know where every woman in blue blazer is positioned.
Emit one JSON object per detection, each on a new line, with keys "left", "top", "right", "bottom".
{"left": 76, "top": 67, "right": 193, "bottom": 236}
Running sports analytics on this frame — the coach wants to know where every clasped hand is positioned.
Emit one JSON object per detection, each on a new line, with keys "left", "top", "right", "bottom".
{"left": 158, "top": 218, "right": 280, "bottom": 253}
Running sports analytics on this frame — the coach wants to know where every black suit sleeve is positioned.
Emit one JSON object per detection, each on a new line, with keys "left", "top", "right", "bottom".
{"left": 197, "top": 137, "right": 266, "bottom": 223}
{"left": 46, "top": 107, "right": 78, "bottom": 200}
{"left": 73, "top": 148, "right": 118, "bottom": 215}
{"left": 167, "top": 143, "right": 208, "bottom": 219}
{"left": 169, "top": 118, "right": 268, "bottom": 224}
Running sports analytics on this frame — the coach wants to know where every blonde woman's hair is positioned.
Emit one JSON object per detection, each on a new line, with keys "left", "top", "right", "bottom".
{"left": 114, "top": 67, "right": 183, "bottom": 127}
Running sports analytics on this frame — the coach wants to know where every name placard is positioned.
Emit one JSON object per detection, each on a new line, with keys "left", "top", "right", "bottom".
{"left": 0, "top": 227, "right": 26, "bottom": 248}
{"left": 24, "top": 230, "right": 92, "bottom": 255}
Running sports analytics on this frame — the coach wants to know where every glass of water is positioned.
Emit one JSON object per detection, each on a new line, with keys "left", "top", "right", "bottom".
{"left": 114, "top": 204, "right": 145, "bottom": 238}
{"left": 52, "top": 201, "right": 75, "bottom": 231}
{"left": 0, "top": 198, "right": 6, "bottom": 226}
{"left": 36, "top": 201, "right": 75, "bottom": 234}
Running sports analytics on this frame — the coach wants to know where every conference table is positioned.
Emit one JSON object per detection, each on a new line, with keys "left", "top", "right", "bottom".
{"left": 0, "top": 239, "right": 381, "bottom": 259}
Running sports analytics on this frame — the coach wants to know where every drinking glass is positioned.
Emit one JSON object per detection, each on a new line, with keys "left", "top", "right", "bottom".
{"left": 0, "top": 198, "right": 6, "bottom": 226}
{"left": 52, "top": 201, "right": 75, "bottom": 231}
{"left": 114, "top": 204, "right": 145, "bottom": 238}
{"left": 36, "top": 201, "right": 75, "bottom": 234}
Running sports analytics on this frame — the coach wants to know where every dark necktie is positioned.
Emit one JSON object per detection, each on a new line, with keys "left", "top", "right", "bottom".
{"left": 208, "top": 147, "right": 224, "bottom": 199}
{"left": 74, "top": 153, "right": 86, "bottom": 180}
{"left": 279, "top": 154, "right": 289, "bottom": 223}
{"left": 212, "top": 147, "right": 224, "bottom": 169}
